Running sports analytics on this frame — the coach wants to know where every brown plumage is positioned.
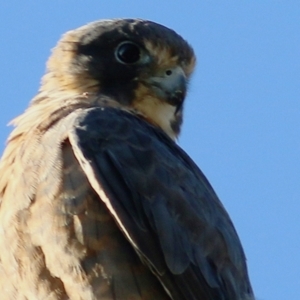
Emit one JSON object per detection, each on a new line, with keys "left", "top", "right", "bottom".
{"left": 0, "top": 19, "right": 254, "bottom": 299}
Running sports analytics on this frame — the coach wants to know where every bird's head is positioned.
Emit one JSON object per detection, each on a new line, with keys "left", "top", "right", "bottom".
{"left": 40, "top": 19, "right": 196, "bottom": 139}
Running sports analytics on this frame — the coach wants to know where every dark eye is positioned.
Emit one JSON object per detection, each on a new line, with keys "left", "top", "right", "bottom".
{"left": 115, "top": 42, "right": 141, "bottom": 64}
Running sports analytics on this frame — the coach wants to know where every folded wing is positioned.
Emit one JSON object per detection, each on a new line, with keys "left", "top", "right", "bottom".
{"left": 70, "top": 107, "right": 254, "bottom": 300}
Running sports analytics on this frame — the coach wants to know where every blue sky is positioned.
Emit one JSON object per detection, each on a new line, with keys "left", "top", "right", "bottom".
{"left": 0, "top": 1, "right": 299, "bottom": 299}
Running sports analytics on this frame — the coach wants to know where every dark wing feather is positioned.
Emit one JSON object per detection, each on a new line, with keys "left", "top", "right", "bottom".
{"left": 70, "top": 107, "right": 254, "bottom": 300}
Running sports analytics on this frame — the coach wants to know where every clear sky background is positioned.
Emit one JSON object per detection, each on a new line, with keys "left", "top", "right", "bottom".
{"left": 0, "top": 1, "right": 299, "bottom": 299}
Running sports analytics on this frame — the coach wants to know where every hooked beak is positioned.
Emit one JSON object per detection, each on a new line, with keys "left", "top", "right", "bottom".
{"left": 147, "top": 66, "right": 187, "bottom": 113}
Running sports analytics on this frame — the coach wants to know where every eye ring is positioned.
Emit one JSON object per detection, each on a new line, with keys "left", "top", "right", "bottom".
{"left": 115, "top": 41, "right": 142, "bottom": 65}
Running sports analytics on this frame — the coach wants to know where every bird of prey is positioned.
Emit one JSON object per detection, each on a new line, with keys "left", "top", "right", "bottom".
{"left": 0, "top": 19, "right": 254, "bottom": 300}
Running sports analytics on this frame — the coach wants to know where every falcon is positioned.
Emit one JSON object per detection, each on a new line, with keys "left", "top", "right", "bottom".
{"left": 0, "top": 19, "right": 254, "bottom": 299}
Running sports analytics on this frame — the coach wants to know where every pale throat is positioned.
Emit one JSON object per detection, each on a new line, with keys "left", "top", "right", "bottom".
{"left": 132, "top": 96, "right": 178, "bottom": 140}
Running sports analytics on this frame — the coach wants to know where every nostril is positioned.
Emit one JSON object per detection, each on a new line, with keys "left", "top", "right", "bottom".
{"left": 165, "top": 70, "right": 172, "bottom": 76}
